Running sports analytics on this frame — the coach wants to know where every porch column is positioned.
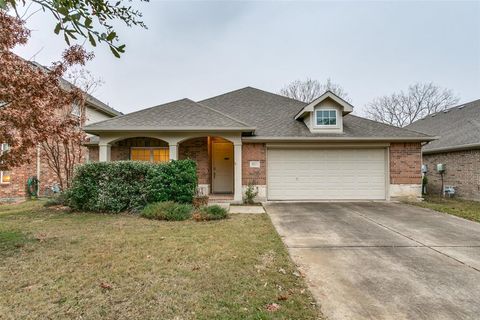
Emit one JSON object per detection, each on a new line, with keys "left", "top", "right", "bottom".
{"left": 169, "top": 143, "right": 178, "bottom": 160}
{"left": 99, "top": 143, "right": 111, "bottom": 162}
{"left": 233, "top": 143, "right": 243, "bottom": 202}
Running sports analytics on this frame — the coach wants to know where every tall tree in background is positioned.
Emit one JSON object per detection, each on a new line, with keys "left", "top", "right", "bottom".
{"left": 365, "top": 82, "right": 459, "bottom": 127}
{"left": 0, "top": 1, "right": 146, "bottom": 169}
{"left": 39, "top": 70, "right": 104, "bottom": 191}
{"left": 279, "top": 78, "right": 350, "bottom": 103}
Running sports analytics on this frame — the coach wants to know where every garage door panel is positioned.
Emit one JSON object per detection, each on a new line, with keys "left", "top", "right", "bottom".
{"left": 267, "top": 148, "right": 386, "bottom": 200}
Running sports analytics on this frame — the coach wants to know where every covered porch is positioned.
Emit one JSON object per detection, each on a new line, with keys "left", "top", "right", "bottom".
{"left": 88, "top": 132, "right": 243, "bottom": 203}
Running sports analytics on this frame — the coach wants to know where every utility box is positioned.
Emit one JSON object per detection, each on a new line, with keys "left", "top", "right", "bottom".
{"left": 436, "top": 163, "right": 446, "bottom": 173}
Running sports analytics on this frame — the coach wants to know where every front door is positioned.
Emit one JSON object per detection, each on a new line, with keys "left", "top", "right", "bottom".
{"left": 212, "top": 142, "right": 234, "bottom": 193}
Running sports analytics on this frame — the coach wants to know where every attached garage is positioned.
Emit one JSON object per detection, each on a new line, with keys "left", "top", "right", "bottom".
{"left": 267, "top": 148, "right": 387, "bottom": 200}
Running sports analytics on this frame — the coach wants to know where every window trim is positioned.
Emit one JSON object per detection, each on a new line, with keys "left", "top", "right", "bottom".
{"left": 0, "top": 144, "right": 10, "bottom": 184}
{"left": 314, "top": 109, "right": 338, "bottom": 127}
{"left": 130, "top": 147, "right": 170, "bottom": 163}
{"left": 0, "top": 171, "right": 10, "bottom": 184}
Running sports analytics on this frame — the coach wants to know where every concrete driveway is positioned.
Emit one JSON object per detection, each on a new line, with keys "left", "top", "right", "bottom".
{"left": 266, "top": 202, "right": 480, "bottom": 320}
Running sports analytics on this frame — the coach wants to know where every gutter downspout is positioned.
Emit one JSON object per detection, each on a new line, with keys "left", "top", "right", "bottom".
{"left": 36, "top": 145, "right": 41, "bottom": 196}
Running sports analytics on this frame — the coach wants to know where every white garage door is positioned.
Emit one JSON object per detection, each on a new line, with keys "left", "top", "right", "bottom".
{"left": 267, "top": 148, "right": 387, "bottom": 200}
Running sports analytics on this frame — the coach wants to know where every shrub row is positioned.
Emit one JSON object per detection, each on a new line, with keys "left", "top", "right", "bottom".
{"left": 67, "top": 160, "right": 197, "bottom": 213}
{"left": 141, "top": 202, "right": 228, "bottom": 221}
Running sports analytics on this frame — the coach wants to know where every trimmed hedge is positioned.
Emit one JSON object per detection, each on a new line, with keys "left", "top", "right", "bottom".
{"left": 196, "top": 205, "right": 228, "bottom": 221}
{"left": 141, "top": 201, "right": 193, "bottom": 221}
{"left": 67, "top": 160, "right": 197, "bottom": 213}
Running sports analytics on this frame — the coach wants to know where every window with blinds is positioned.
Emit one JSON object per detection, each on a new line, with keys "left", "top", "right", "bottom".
{"left": 131, "top": 148, "right": 169, "bottom": 163}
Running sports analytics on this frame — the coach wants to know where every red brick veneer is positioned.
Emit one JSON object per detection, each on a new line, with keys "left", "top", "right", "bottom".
{"left": 389, "top": 143, "right": 422, "bottom": 184}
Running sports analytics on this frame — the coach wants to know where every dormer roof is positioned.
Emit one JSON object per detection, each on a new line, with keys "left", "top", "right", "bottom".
{"left": 294, "top": 91, "right": 354, "bottom": 120}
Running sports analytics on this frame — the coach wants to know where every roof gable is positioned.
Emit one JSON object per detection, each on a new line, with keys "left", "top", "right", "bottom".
{"left": 294, "top": 91, "right": 354, "bottom": 120}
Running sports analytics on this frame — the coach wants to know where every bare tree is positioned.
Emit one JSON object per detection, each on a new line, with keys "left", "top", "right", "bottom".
{"left": 40, "top": 69, "right": 103, "bottom": 191}
{"left": 365, "top": 83, "right": 459, "bottom": 127}
{"left": 66, "top": 68, "right": 105, "bottom": 96}
{"left": 279, "top": 78, "right": 350, "bottom": 103}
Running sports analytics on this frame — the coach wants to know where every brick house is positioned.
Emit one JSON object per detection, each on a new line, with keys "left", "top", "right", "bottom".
{"left": 84, "top": 87, "right": 434, "bottom": 203}
{"left": 0, "top": 94, "right": 122, "bottom": 202}
{"left": 407, "top": 99, "right": 480, "bottom": 201}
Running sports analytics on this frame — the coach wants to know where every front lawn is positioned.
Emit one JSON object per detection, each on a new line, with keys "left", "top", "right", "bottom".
{"left": 408, "top": 196, "right": 480, "bottom": 223}
{"left": 0, "top": 201, "right": 320, "bottom": 319}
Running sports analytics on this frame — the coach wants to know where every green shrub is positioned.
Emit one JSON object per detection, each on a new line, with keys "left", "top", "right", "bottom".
{"left": 66, "top": 160, "right": 197, "bottom": 213}
{"left": 141, "top": 201, "right": 193, "bottom": 221}
{"left": 197, "top": 205, "right": 228, "bottom": 221}
{"left": 244, "top": 182, "right": 258, "bottom": 204}
{"left": 43, "top": 193, "right": 67, "bottom": 207}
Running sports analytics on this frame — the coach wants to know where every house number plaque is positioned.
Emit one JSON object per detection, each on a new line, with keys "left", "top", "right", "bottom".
{"left": 249, "top": 161, "right": 261, "bottom": 168}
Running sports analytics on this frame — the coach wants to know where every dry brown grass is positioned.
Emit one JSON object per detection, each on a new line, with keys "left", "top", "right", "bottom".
{"left": 0, "top": 201, "right": 321, "bottom": 319}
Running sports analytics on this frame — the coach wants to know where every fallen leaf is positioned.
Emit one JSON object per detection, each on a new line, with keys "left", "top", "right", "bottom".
{"left": 277, "top": 294, "right": 288, "bottom": 301}
{"left": 278, "top": 268, "right": 286, "bottom": 274}
{"left": 100, "top": 282, "right": 112, "bottom": 290}
{"left": 266, "top": 303, "right": 280, "bottom": 312}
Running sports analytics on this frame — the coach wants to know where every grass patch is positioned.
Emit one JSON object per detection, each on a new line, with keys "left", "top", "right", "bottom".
{"left": 0, "top": 230, "right": 31, "bottom": 256}
{"left": 0, "top": 200, "right": 320, "bottom": 319}
{"left": 408, "top": 196, "right": 480, "bottom": 222}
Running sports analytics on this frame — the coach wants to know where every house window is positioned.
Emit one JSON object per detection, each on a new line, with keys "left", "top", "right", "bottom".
{"left": 316, "top": 109, "right": 337, "bottom": 126}
{"left": 0, "top": 143, "right": 8, "bottom": 154}
{"left": 71, "top": 103, "right": 82, "bottom": 117}
{"left": 131, "top": 148, "right": 169, "bottom": 163}
{"left": 0, "top": 171, "right": 11, "bottom": 184}
{"left": 0, "top": 144, "right": 11, "bottom": 183}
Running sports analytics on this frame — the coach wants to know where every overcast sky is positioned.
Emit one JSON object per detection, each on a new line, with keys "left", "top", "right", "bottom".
{"left": 13, "top": 1, "right": 480, "bottom": 115}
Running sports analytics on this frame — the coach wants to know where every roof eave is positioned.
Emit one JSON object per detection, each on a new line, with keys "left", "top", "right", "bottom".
{"left": 83, "top": 127, "right": 256, "bottom": 135}
{"left": 242, "top": 136, "right": 437, "bottom": 143}
{"left": 86, "top": 102, "right": 122, "bottom": 117}
{"left": 423, "top": 142, "right": 480, "bottom": 154}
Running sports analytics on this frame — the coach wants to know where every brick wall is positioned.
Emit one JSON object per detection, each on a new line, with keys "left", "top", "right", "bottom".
{"left": 242, "top": 143, "right": 266, "bottom": 185}
{"left": 179, "top": 137, "right": 210, "bottom": 185}
{"left": 87, "top": 146, "right": 99, "bottom": 162}
{"left": 423, "top": 150, "right": 480, "bottom": 201}
{"left": 0, "top": 147, "right": 87, "bottom": 201}
{"left": 390, "top": 143, "right": 422, "bottom": 184}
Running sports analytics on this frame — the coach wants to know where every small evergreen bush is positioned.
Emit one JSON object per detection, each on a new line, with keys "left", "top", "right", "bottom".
{"left": 67, "top": 160, "right": 197, "bottom": 213}
{"left": 244, "top": 182, "right": 258, "bottom": 204}
{"left": 197, "top": 205, "right": 228, "bottom": 221}
{"left": 141, "top": 201, "right": 193, "bottom": 221}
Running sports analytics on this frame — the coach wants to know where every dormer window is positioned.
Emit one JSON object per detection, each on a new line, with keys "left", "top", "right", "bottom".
{"left": 316, "top": 109, "right": 337, "bottom": 126}
{"left": 294, "top": 91, "right": 354, "bottom": 134}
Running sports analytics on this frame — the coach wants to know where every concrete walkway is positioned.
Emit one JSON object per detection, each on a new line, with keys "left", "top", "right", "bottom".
{"left": 229, "top": 205, "right": 265, "bottom": 214}
{"left": 266, "top": 202, "right": 480, "bottom": 320}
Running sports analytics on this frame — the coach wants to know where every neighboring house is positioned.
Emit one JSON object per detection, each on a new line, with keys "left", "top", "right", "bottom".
{"left": 407, "top": 99, "right": 480, "bottom": 201}
{"left": 0, "top": 91, "right": 122, "bottom": 202}
{"left": 84, "top": 87, "right": 434, "bottom": 203}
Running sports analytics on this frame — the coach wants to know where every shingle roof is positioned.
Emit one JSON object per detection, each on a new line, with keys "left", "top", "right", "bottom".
{"left": 84, "top": 98, "right": 254, "bottom": 132}
{"left": 84, "top": 86, "right": 433, "bottom": 141}
{"left": 406, "top": 99, "right": 480, "bottom": 153}
{"left": 30, "top": 61, "right": 122, "bottom": 117}
{"left": 200, "top": 87, "right": 432, "bottom": 140}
